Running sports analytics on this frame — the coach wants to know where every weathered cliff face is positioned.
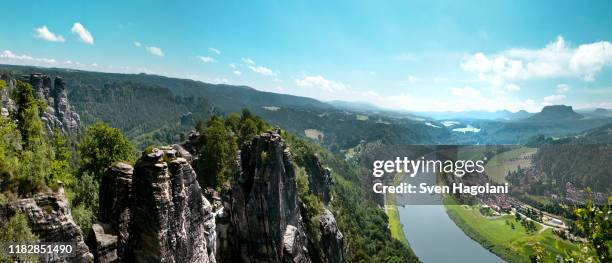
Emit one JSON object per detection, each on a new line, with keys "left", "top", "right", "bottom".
{"left": 15, "top": 73, "right": 80, "bottom": 135}
{"left": 90, "top": 148, "right": 217, "bottom": 263}
{"left": 0, "top": 78, "right": 16, "bottom": 117}
{"left": 223, "top": 131, "right": 310, "bottom": 263}
{"left": 89, "top": 162, "right": 133, "bottom": 262}
{"left": 318, "top": 209, "right": 344, "bottom": 263}
{"left": 303, "top": 155, "right": 333, "bottom": 205}
{"left": 0, "top": 187, "right": 93, "bottom": 263}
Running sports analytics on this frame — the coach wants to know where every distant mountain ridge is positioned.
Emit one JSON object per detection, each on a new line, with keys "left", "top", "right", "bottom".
{"left": 0, "top": 65, "right": 332, "bottom": 113}
{"left": 419, "top": 109, "right": 528, "bottom": 120}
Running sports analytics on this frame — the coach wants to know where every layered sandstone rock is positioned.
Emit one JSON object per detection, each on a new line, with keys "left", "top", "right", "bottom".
{"left": 20, "top": 73, "right": 80, "bottom": 135}
{"left": 222, "top": 130, "right": 311, "bottom": 262}
{"left": 303, "top": 155, "right": 333, "bottom": 205}
{"left": 89, "top": 162, "right": 133, "bottom": 262}
{"left": 319, "top": 209, "right": 344, "bottom": 263}
{"left": 0, "top": 187, "right": 93, "bottom": 263}
{"left": 91, "top": 148, "right": 216, "bottom": 263}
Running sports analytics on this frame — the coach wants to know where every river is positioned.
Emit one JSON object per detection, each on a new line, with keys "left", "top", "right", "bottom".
{"left": 395, "top": 159, "right": 505, "bottom": 262}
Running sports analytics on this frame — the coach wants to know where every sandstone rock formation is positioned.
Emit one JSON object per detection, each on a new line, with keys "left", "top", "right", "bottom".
{"left": 0, "top": 186, "right": 93, "bottom": 263}
{"left": 303, "top": 155, "right": 333, "bottom": 205}
{"left": 89, "top": 162, "right": 133, "bottom": 262}
{"left": 173, "top": 129, "right": 345, "bottom": 263}
{"left": 218, "top": 131, "right": 316, "bottom": 262}
{"left": 319, "top": 209, "right": 344, "bottom": 263}
{"left": 0, "top": 78, "right": 16, "bottom": 117}
{"left": 20, "top": 73, "right": 80, "bottom": 135}
{"left": 90, "top": 148, "right": 217, "bottom": 263}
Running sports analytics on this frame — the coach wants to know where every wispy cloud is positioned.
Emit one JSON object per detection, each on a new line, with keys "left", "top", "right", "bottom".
{"left": 248, "top": 65, "right": 276, "bottom": 76}
{"left": 506, "top": 83, "right": 521, "bottom": 91}
{"left": 238, "top": 57, "right": 277, "bottom": 76}
{"left": 34, "top": 26, "right": 65, "bottom": 42}
{"left": 408, "top": 74, "right": 418, "bottom": 84}
{"left": 556, "top": 83, "right": 571, "bottom": 93}
{"left": 197, "top": 56, "right": 216, "bottom": 63}
{"left": 242, "top": 57, "right": 255, "bottom": 65}
{"left": 71, "top": 22, "right": 94, "bottom": 44}
{"left": 145, "top": 46, "right": 164, "bottom": 57}
{"left": 133, "top": 41, "right": 164, "bottom": 57}
{"left": 295, "top": 75, "right": 347, "bottom": 92}
{"left": 449, "top": 86, "right": 481, "bottom": 97}
{"left": 233, "top": 70, "right": 242, "bottom": 75}
{"left": 543, "top": 94, "right": 566, "bottom": 104}
{"left": 1, "top": 50, "right": 57, "bottom": 63}
{"left": 209, "top": 47, "right": 221, "bottom": 55}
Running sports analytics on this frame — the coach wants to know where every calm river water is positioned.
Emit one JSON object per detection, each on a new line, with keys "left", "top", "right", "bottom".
{"left": 395, "top": 160, "right": 505, "bottom": 262}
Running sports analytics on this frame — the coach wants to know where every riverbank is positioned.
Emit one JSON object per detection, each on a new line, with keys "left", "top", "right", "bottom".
{"left": 385, "top": 173, "right": 409, "bottom": 245}
{"left": 385, "top": 192, "right": 409, "bottom": 245}
{"left": 443, "top": 196, "right": 585, "bottom": 262}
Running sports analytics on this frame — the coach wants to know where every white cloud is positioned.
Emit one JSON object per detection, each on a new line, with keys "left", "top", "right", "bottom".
{"left": 248, "top": 65, "right": 276, "bottom": 76}
{"left": 408, "top": 74, "right": 418, "bottom": 84}
{"left": 134, "top": 41, "right": 142, "bottom": 47}
{"left": 34, "top": 26, "right": 65, "bottom": 42}
{"left": 145, "top": 46, "right": 164, "bottom": 57}
{"left": 461, "top": 36, "right": 612, "bottom": 82}
{"left": 233, "top": 70, "right": 242, "bottom": 75}
{"left": 556, "top": 84, "right": 571, "bottom": 93}
{"left": 1, "top": 50, "right": 57, "bottom": 64}
{"left": 570, "top": 41, "right": 612, "bottom": 81}
{"left": 242, "top": 58, "right": 255, "bottom": 65}
{"left": 449, "top": 86, "right": 481, "bottom": 97}
{"left": 209, "top": 47, "right": 221, "bottom": 55}
{"left": 71, "top": 22, "right": 94, "bottom": 44}
{"left": 295, "top": 75, "right": 347, "bottom": 92}
{"left": 197, "top": 56, "right": 216, "bottom": 63}
{"left": 229, "top": 63, "right": 237, "bottom": 69}
{"left": 543, "top": 94, "right": 566, "bottom": 104}
{"left": 506, "top": 83, "right": 521, "bottom": 91}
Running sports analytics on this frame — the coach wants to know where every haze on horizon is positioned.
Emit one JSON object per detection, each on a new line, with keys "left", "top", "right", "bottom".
{"left": 1, "top": 0, "right": 612, "bottom": 113}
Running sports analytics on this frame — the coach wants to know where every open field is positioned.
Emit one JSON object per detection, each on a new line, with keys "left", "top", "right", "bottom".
{"left": 304, "top": 129, "right": 324, "bottom": 141}
{"left": 444, "top": 197, "right": 586, "bottom": 262}
{"left": 485, "top": 147, "right": 537, "bottom": 184}
{"left": 355, "top": 114, "right": 369, "bottom": 121}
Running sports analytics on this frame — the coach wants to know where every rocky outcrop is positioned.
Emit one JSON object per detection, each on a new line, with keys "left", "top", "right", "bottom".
{"left": 526, "top": 105, "right": 583, "bottom": 122}
{"left": 129, "top": 148, "right": 216, "bottom": 262}
{"left": 91, "top": 148, "right": 217, "bottom": 263}
{"left": 20, "top": 73, "right": 80, "bottom": 135}
{"left": 0, "top": 186, "right": 93, "bottom": 262}
{"left": 220, "top": 130, "right": 310, "bottom": 262}
{"left": 89, "top": 162, "right": 133, "bottom": 262}
{"left": 88, "top": 131, "right": 343, "bottom": 263}
{"left": 319, "top": 209, "right": 344, "bottom": 263}
{"left": 303, "top": 155, "right": 333, "bottom": 205}
{"left": 89, "top": 223, "right": 119, "bottom": 263}
{"left": 0, "top": 78, "right": 16, "bottom": 117}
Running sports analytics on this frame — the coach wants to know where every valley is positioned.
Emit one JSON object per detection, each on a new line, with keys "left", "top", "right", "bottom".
{"left": 0, "top": 65, "right": 610, "bottom": 262}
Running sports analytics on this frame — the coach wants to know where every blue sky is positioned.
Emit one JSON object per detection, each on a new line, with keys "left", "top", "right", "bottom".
{"left": 1, "top": 0, "right": 612, "bottom": 112}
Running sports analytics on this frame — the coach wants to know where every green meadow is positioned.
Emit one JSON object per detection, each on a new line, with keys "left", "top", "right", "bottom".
{"left": 444, "top": 197, "right": 586, "bottom": 262}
